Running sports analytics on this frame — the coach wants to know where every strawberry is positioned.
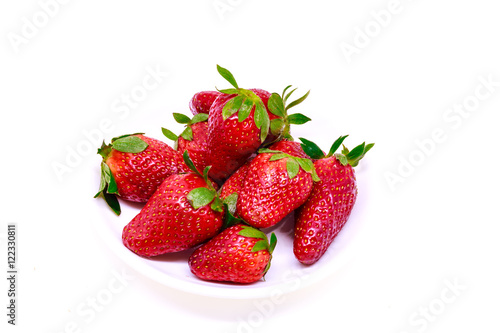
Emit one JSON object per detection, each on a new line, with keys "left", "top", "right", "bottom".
{"left": 189, "top": 91, "right": 221, "bottom": 115}
{"left": 267, "top": 140, "right": 310, "bottom": 159}
{"left": 206, "top": 65, "right": 311, "bottom": 183}
{"left": 162, "top": 113, "right": 209, "bottom": 173}
{"left": 95, "top": 133, "right": 188, "bottom": 215}
{"left": 188, "top": 224, "right": 277, "bottom": 284}
{"left": 236, "top": 141, "right": 319, "bottom": 229}
{"left": 219, "top": 161, "right": 251, "bottom": 201}
{"left": 293, "top": 136, "right": 374, "bottom": 265}
{"left": 122, "top": 152, "right": 225, "bottom": 257}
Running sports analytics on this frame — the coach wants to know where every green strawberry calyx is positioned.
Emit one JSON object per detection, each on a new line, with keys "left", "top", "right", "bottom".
{"left": 267, "top": 85, "right": 311, "bottom": 141}
{"left": 162, "top": 113, "right": 209, "bottom": 148}
{"left": 183, "top": 151, "right": 224, "bottom": 213}
{"left": 258, "top": 148, "right": 320, "bottom": 182}
{"left": 299, "top": 136, "right": 374, "bottom": 167}
{"left": 94, "top": 133, "right": 149, "bottom": 216}
{"left": 216, "top": 65, "right": 271, "bottom": 143}
{"left": 238, "top": 225, "right": 277, "bottom": 277}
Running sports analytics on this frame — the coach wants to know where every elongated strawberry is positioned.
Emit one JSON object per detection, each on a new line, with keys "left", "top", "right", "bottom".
{"left": 293, "top": 136, "right": 374, "bottom": 265}
{"left": 207, "top": 74, "right": 273, "bottom": 183}
{"left": 162, "top": 113, "right": 209, "bottom": 173}
{"left": 189, "top": 91, "right": 221, "bottom": 115}
{"left": 236, "top": 141, "right": 319, "bottom": 229}
{"left": 188, "top": 224, "right": 277, "bottom": 284}
{"left": 95, "top": 133, "right": 188, "bottom": 215}
{"left": 122, "top": 152, "right": 224, "bottom": 257}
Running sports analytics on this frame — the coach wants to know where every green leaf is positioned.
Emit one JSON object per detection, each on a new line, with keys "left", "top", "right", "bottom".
{"left": 222, "top": 96, "right": 241, "bottom": 120}
{"left": 191, "top": 113, "right": 209, "bottom": 124}
{"left": 286, "top": 158, "right": 300, "bottom": 179}
{"left": 285, "top": 90, "right": 310, "bottom": 111}
{"left": 112, "top": 136, "right": 148, "bottom": 153}
{"left": 268, "top": 93, "right": 285, "bottom": 118}
{"left": 346, "top": 142, "right": 366, "bottom": 161}
{"left": 283, "top": 86, "right": 297, "bottom": 104}
{"left": 95, "top": 162, "right": 121, "bottom": 215}
{"left": 327, "top": 135, "right": 349, "bottom": 157}
{"left": 260, "top": 112, "right": 270, "bottom": 142}
{"left": 269, "top": 153, "right": 288, "bottom": 161}
{"left": 202, "top": 165, "right": 212, "bottom": 186}
{"left": 217, "top": 65, "right": 239, "bottom": 89}
{"left": 295, "top": 157, "right": 313, "bottom": 173}
{"left": 173, "top": 113, "right": 191, "bottom": 124}
{"left": 183, "top": 151, "right": 201, "bottom": 176}
{"left": 238, "top": 225, "right": 267, "bottom": 240}
{"left": 102, "top": 190, "right": 121, "bottom": 215}
{"left": 97, "top": 141, "right": 112, "bottom": 159}
{"left": 270, "top": 118, "right": 285, "bottom": 136}
{"left": 253, "top": 101, "right": 266, "bottom": 129}
{"left": 210, "top": 196, "right": 224, "bottom": 212}
{"left": 180, "top": 126, "right": 193, "bottom": 141}
{"left": 252, "top": 239, "right": 270, "bottom": 252}
{"left": 268, "top": 233, "right": 277, "bottom": 254}
{"left": 217, "top": 88, "right": 239, "bottom": 95}
{"left": 258, "top": 148, "right": 282, "bottom": 154}
{"left": 102, "top": 162, "right": 118, "bottom": 194}
{"left": 287, "top": 113, "right": 311, "bottom": 125}
{"left": 161, "top": 127, "right": 178, "bottom": 142}
{"left": 187, "top": 187, "right": 216, "bottom": 209}
{"left": 299, "top": 137, "right": 325, "bottom": 159}
{"left": 111, "top": 133, "right": 144, "bottom": 142}
{"left": 281, "top": 85, "right": 293, "bottom": 100}
{"left": 238, "top": 98, "right": 254, "bottom": 122}
{"left": 222, "top": 192, "right": 238, "bottom": 215}
{"left": 335, "top": 153, "right": 348, "bottom": 166}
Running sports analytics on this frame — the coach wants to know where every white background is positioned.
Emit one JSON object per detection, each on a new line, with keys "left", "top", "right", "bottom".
{"left": 1, "top": 0, "right": 499, "bottom": 332}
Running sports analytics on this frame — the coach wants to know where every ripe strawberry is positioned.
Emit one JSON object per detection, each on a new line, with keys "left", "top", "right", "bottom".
{"left": 268, "top": 140, "right": 310, "bottom": 159}
{"left": 219, "top": 161, "right": 251, "bottom": 201}
{"left": 95, "top": 133, "right": 188, "bottom": 215}
{"left": 162, "top": 113, "right": 209, "bottom": 173}
{"left": 122, "top": 152, "right": 225, "bottom": 257}
{"left": 293, "top": 136, "right": 374, "bottom": 265}
{"left": 206, "top": 65, "right": 311, "bottom": 183}
{"left": 189, "top": 91, "right": 221, "bottom": 115}
{"left": 188, "top": 224, "right": 277, "bottom": 284}
{"left": 236, "top": 141, "right": 319, "bottom": 229}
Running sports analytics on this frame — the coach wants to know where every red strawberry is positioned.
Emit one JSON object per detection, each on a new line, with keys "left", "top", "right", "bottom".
{"left": 122, "top": 152, "right": 225, "bottom": 257}
{"left": 95, "top": 133, "right": 188, "bottom": 215}
{"left": 188, "top": 224, "right": 277, "bottom": 284}
{"left": 206, "top": 65, "right": 311, "bottom": 183}
{"left": 268, "top": 140, "right": 310, "bottom": 159}
{"left": 293, "top": 136, "right": 374, "bottom": 265}
{"left": 219, "top": 161, "right": 251, "bottom": 201}
{"left": 162, "top": 113, "right": 209, "bottom": 173}
{"left": 189, "top": 91, "right": 221, "bottom": 115}
{"left": 236, "top": 141, "right": 319, "bottom": 229}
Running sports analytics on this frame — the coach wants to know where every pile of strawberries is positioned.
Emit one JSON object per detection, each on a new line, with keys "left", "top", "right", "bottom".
{"left": 95, "top": 65, "right": 373, "bottom": 284}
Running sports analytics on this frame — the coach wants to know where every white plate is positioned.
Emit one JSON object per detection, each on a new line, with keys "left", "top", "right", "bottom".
{"left": 93, "top": 182, "right": 365, "bottom": 299}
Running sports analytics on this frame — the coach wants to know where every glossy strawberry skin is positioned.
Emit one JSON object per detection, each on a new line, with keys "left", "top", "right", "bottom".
{"left": 219, "top": 161, "right": 251, "bottom": 201}
{"left": 206, "top": 89, "right": 275, "bottom": 183}
{"left": 105, "top": 135, "right": 188, "bottom": 202}
{"left": 269, "top": 140, "right": 310, "bottom": 159}
{"left": 188, "top": 224, "right": 271, "bottom": 284}
{"left": 122, "top": 173, "right": 224, "bottom": 257}
{"left": 176, "top": 121, "right": 209, "bottom": 173}
{"left": 293, "top": 156, "right": 357, "bottom": 265}
{"left": 237, "top": 151, "right": 313, "bottom": 229}
{"left": 189, "top": 91, "right": 221, "bottom": 115}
